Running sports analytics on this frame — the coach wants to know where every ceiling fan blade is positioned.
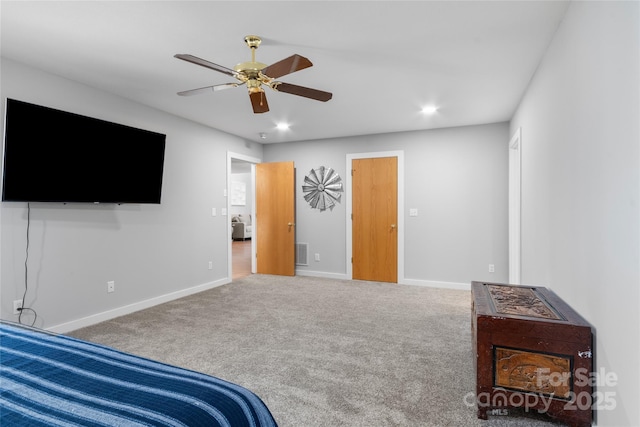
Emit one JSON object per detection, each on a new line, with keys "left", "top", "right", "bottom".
{"left": 177, "top": 82, "right": 241, "bottom": 96}
{"left": 174, "top": 54, "right": 240, "bottom": 78}
{"left": 249, "top": 91, "right": 269, "bottom": 114}
{"left": 272, "top": 82, "right": 332, "bottom": 102}
{"left": 261, "top": 54, "right": 313, "bottom": 79}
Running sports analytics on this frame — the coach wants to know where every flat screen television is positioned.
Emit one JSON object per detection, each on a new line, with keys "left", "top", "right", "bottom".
{"left": 2, "top": 98, "right": 166, "bottom": 204}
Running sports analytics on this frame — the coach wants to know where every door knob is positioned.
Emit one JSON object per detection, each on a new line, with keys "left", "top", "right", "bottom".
{"left": 391, "top": 224, "right": 396, "bottom": 229}
{"left": 288, "top": 222, "right": 295, "bottom": 226}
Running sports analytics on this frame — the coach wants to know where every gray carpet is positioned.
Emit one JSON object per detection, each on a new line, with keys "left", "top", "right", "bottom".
{"left": 70, "top": 274, "right": 565, "bottom": 427}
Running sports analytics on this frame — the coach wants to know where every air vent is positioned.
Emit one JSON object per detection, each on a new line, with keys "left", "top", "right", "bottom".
{"left": 295, "top": 243, "right": 309, "bottom": 266}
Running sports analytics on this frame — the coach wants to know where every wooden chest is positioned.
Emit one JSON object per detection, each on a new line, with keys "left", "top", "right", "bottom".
{"left": 471, "top": 281, "right": 594, "bottom": 427}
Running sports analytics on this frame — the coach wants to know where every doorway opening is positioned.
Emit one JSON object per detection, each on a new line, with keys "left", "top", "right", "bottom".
{"left": 228, "top": 152, "right": 260, "bottom": 281}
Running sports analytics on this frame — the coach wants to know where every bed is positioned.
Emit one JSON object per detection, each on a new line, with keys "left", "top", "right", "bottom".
{"left": 0, "top": 321, "right": 278, "bottom": 426}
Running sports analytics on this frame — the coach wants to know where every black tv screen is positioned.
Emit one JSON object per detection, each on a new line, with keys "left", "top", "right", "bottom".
{"left": 2, "top": 98, "right": 166, "bottom": 204}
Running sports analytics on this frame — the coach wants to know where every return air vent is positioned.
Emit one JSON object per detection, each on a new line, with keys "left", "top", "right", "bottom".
{"left": 296, "top": 243, "right": 309, "bottom": 266}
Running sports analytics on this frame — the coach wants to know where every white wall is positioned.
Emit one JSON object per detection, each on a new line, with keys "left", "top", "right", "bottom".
{"left": 510, "top": 2, "right": 639, "bottom": 425}
{"left": 0, "top": 59, "right": 263, "bottom": 331}
{"left": 263, "top": 123, "right": 509, "bottom": 287}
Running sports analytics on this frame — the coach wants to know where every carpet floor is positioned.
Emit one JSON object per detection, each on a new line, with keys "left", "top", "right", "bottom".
{"left": 70, "top": 274, "right": 566, "bottom": 427}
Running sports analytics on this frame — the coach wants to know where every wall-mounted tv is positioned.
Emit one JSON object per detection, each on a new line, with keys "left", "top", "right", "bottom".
{"left": 2, "top": 98, "right": 166, "bottom": 204}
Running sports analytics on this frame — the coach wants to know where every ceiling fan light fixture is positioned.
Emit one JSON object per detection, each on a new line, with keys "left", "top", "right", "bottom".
{"left": 247, "top": 79, "right": 262, "bottom": 93}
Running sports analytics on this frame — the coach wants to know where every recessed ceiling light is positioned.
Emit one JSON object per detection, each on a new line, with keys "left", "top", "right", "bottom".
{"left": 421, "top": 105, "right": 438, "bottom": 114}
{"left": 259, "top": 132, "right": 267, "bottom": 139}
{"left": 276, "top": 122, "right": 290, "bottom": 131}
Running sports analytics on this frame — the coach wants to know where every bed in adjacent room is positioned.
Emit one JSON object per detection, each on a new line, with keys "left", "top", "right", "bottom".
{"left": 0, "top": 321, "right": 278, "bottom": 426}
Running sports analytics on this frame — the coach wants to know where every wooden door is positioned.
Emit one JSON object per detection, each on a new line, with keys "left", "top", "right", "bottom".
{"left": 255, "top": 161, "right": 296, "bottom": 276}
{"left": 352, "top": 157, "right": 398, "bottom": 283}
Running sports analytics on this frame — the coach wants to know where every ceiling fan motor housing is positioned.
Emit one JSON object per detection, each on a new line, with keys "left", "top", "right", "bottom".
{"left": 234, "top": 61, "right": 267, "bottom": 75}
{"left": 236, "top": 36, "right": 268, "bottom": 93}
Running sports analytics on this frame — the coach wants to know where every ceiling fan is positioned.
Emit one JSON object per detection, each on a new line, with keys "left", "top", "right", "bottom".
{"left": 175, "top": 35, "right": 332, "bottom": 114}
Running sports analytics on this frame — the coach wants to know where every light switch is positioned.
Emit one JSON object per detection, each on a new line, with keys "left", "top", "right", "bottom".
{"left": 221, "top": 208, "right": 227, "bottom": 216}
{"left": 409, "top": 208, "right": 418, "bottom": 217}
{"left": 211, "top": 208, "right": 217, "bottom": 217}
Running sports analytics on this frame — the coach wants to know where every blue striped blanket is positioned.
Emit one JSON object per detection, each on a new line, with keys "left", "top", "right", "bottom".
{"left": 0, "top": 321, "right": 278, "bottom": 426}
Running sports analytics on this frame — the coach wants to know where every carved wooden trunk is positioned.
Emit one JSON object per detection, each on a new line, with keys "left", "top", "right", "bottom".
{"left": 471, "top": 281, "right": 594, "bottom": 427}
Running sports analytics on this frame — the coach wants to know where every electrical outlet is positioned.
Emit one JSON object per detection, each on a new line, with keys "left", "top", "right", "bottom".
{"left": 314, "top": 253, "right": 320, "bottom": 262}
{"left": 208, "top": 261, "right": 213, "bottom": 270}
{"left": 107, "top": 281, "right": 115, "bottom": 293}
{"left": 489, "top": 264, "right": 495, "bottom": 273}
{"left": 13, "top": 300, "right": 22, "bottom": 315}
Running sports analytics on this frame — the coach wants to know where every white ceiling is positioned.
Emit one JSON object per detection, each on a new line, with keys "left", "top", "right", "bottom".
{"left": 1, "top": 1, "right": 569, "bottom": 144}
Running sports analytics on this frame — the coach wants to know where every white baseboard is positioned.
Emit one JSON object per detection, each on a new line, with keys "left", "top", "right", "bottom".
{"left": 401, "top": 278, "right": 470, "bottom": 290}
{"left": 295, "top": 270, "right": 470, "bottom": 291}
{"left": 295, "top": 269, "right": 349, "bottom": 280}
{"left": 48, "top": 278, "right": 231, "bottom": 334}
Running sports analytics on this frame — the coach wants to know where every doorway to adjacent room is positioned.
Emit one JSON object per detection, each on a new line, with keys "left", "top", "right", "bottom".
{"left": 228, "top": 153, "right": 260, "bottom": 280}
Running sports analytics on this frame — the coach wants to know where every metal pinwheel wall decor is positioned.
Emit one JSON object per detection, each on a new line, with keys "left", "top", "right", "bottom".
{"left": 302, "top": 166, "right": 343, "bottom": 211}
